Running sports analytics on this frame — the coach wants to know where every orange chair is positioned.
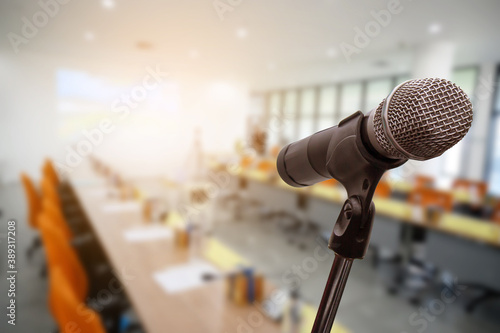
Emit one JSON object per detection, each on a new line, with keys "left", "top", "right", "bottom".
{"left": 43, "top": 159, "right": 60, "bottom": 187}
{"left": 321, "top": 178, "right": 338, "bottom": 187}
{"left": 41, "top": 177, "right": 61, "bottom": 207}
{"left": 240, "top": 155, "right": 254, "bottom": 170}
{"left": 408, "top": 187, "right": 453, "bottom": 212}
{"left": 256, "top": 160, "right": 275, "bottom": 173}
{"left": 41, "top": 197, "right": 74, "bottom": 241}
{"left": 49, "top": 266, "right": 106, "bottom": 333}
{"left": 492, "top": 201, "right": 500, "bottom": 225}
{"left": 20, "top": 173, "right": 41, "bottom": 229}
{"left": 38, "top": 212, "right": 88, "bottom": 303}
{"left": 270, "top": 145, "right": 281, "bottom": 158}
{"left": 414, "top": 175, "right": 435, "bottom": 189}
{"left": 452, "top": 178, "right": 488, "bottom": 201}
{"left": 375, "top": 181, "right": 392, "bottom": 198}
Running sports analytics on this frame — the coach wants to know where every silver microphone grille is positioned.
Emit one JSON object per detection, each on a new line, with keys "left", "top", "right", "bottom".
{"left": 373, "top": 78, "right": 473, "bottom": 160}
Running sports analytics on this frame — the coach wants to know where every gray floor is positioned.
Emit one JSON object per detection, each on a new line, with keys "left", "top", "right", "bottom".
{"left": 212, "top": 206, "right": 500, "bottom": 333}
{"left": 0, "top": 183, "right": 55, "bottom": 332}
{"left": 0, "top": 182, "right": 499, "bottom": 333}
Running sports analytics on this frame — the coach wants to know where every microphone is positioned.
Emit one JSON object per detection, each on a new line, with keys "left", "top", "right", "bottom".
{"left": 277, "top": 78, "right": 473, "bottom": 188}
{"left": 275, "top": 78, "right": 473, "bottom": 333}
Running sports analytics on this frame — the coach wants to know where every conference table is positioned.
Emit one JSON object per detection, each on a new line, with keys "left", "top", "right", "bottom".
{"left": 68, "top": 163, "right": 282, "bottom": 333}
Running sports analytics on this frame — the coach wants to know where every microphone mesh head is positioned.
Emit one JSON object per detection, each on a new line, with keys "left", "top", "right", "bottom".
{"left": 373, "top": 78, "right": 473, "bottom": 160}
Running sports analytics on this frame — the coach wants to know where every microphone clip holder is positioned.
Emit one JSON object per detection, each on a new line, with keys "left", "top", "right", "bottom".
{"left": 312, "top": 111, "right": 405, "bottom": 333}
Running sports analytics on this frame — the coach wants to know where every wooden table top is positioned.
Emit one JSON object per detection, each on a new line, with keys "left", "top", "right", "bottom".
{"left": 68, "top": 165, "right": 281, "bottom": 333}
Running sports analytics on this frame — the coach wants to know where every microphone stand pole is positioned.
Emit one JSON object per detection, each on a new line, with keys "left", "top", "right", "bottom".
{"left": 311, "top": 196, "right": 375, "bottom": 333}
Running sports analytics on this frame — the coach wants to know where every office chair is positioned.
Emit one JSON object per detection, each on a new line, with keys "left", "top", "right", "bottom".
{"left": 414, "top": 174, "right": 435, "bottom": 189}
{"left": 20, "top": 173, "right": 43, "bottom": 260}
{"left": 49, "top": 266, "right": 107, "bottom": 333}
{"left": 452, "top": 179, "right": 488, "bottom": 218}
{"left": 388, "top": 188, "right": 453, "bottom": 304}
{"left": 219, "top": 155, "right": 262, "bottom": 220}
{"left": 38, "top": 212, "right": 131, "bottom": 333}
{"left": 493, "top": 200, "right": 500, "bottom": 225}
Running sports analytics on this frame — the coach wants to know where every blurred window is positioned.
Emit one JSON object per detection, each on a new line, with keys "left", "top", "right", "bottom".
{"left": 269, "top": 92, "right": 281, "bottom": 118}
{"left": 488, "top": 69, "right": 500, "bottom": 195}
{"left": 340, "top": 82, "right": 362, "bottom": 119}
{"left": 282, "top": 90, "right": 298, "bottom": 142}
{"left": 443, "top": 67, "right": 479, "bottom": 177}
{"left": 395, "top": 74, "right": 410, "bottom": 86}
{"left": 298, "top": 88, "right": 317, "bottom": 139}
{"left": 365, "top": 79, "right": 392, "bottom": 111}
{"left": 318, "top": 86, "right": 338, "bottom": 131}
{"left": 267, "top": 92, "right": 282, "bottom": 146}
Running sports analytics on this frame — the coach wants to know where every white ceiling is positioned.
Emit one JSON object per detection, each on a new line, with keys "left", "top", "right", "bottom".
{"left": 1, "top": 0, "right": 499, "bottom": 88}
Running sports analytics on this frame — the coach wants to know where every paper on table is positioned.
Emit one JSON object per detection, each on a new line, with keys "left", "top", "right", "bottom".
{"left": 102, "top": 201, "right": 141, "bottom": 213}
{"left": 73, "top": 178, "right": 107, "bottom": 187}
{"left": 88, "top": 187, "right": 116, "bottom": 198}
{"left": 153, "top": 260, "right": 220, "bottom": 294}
{"left": 123, "top": 226, "right": 173, "bottom": 243}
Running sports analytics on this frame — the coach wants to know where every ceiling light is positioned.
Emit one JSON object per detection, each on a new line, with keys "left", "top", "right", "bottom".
{"left": 189, "top": 49, "right": 199, "bottom": 59}
{"left": 84, "top": 32, "right": 95, "bottom": 41}
{"left": 102, "top": 0, "right": 115, "bottom": 9}
{"left": 428, "top": 23, "right": 442, "bottom": 34}
{"left": 326, "top": 47, "right": 338, "bottom": 58}
{"left": 236, "top": 28, "right": 248, "bottom": 39}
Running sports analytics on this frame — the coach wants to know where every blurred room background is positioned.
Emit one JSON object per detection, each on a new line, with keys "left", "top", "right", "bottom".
{"left": 1, "top": 0, "right": 500, "bottom": 332}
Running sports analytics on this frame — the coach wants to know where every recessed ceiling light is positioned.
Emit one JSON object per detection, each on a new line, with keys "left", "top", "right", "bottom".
{"left": 428, "top": 23, "right": 442, "bottom": 34}
{"left": 189, "top": 49, "right": 199, "bottom": 59}
{"left": 84, "top": 31, "right": 95, "bottom": 41}
{"left": 236, "top": 28, "right": 248, "bottom": 39}
{"left": 326, "top": 47, "right": 338, "bottom": 58}
{"left": 102, "top": 0, "right": 115, "bottom": 9}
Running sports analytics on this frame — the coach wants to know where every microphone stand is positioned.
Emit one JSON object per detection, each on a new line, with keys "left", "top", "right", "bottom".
{"left": 311, "top": 197, "right": 375, "bottom": 333}
{"left": 307, "top": 112, "right": 406, "bottom": 333}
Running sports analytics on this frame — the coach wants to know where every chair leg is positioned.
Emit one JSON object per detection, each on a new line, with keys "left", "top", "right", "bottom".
{"left": 465, "top": 289, "right": 500, "bottom": 313}
{"left": 39, "top": 261, "right": 47, "bottom": 278}
{"left": 26, "top": 236, "right": 41, "bottom": 260}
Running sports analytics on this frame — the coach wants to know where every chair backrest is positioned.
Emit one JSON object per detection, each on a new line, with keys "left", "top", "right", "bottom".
{"left": 492, "top": 201, "right": 500, "bottom": 225}
{"left": 41, "top": 177, "right": 61, "bottom": 207}
{"left": 50, "top": 266, "right": 106, "bottom": 333}
{"left": 408, "top": 187, "right": 454, "bottom": 212}
{"left": 43, "top": 159, "right": 60, "bottom": 187}
{"left": 321, "top": 178, "right": 338, "bottom": 187}
{"left": 452, "top": 178, "right": 488, "bottom": 200}
{"left": 256, "top": 160, "right": 275, "bottom": 173}
{"left": 42, "top": 197, "right": 73, "bottom": 241}
{"left": 240, "top": 155, "right": 254, "bottom": 170}
{"left": 38, "top": 212, "right": 88, "bottom": 302}
{"left": 414, "top": 174, "right": 435, "bottom": 189}
{"left": 20, "top": 173, "right": 41, "bottom": 229}
{"left": 375, "top": 181, "right": 391, "bottom": 198}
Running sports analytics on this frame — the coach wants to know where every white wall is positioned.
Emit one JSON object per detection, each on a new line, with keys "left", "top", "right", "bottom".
{"left": 0, "top": 52, "right": 250, "bottom": 183}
